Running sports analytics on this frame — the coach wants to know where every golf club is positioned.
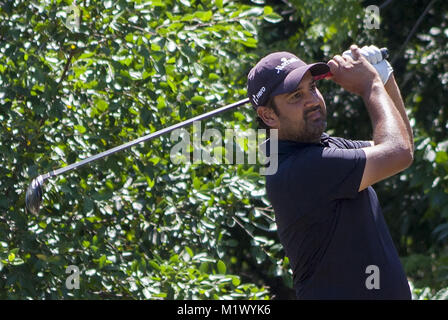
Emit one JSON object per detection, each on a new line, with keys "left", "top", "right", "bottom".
{"left": 25, "top": 97, "right": 250, "bottom": 215}
{"left": 25, "top": 47, "right": 390, "bottom": 215}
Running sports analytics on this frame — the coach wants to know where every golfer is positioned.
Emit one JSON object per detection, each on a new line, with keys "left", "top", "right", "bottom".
{"left": 247, "top": 45, "right": 414, "bottom": 299}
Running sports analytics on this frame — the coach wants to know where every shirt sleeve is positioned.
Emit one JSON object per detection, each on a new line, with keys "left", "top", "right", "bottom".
{"left": 288, "top": 146, "right": 367, "bottom": 204}
{"left": 329, "top": 136, "right": 372, "bottom": 149}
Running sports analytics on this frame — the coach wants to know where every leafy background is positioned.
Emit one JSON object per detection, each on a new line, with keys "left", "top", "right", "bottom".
{"left": 0, "top": 0, "right": 447, "bottom": 299}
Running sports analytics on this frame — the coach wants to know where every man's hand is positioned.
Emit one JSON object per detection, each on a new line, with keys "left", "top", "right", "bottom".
{"left": 343, "top": 45, "right": 384, "bottom": 65}
{"left": 327, "top": 45, "right": 382, "bottom": 97}
{"left": 342, "top": 45, "right": 394, "bottom": 84}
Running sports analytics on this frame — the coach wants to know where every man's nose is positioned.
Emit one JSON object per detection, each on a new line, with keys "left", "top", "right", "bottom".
{"left": 304, "top": 90, "right": 320, "bottom": 108}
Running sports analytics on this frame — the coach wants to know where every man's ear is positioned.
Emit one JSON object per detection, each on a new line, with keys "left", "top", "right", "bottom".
{"left": 257, "top": 106, "right": 279, "bottom": 128}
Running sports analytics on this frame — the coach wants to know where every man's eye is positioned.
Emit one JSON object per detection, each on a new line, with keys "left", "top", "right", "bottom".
{"left": 287, "top": 91, "right": 302, "bottom": 103}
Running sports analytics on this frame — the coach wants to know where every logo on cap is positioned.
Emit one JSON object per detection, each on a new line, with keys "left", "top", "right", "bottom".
{"left": 275, "top": 57, "right": 299, "bottom": 74}
{"left": 252, "top": 86, "right": 266, "bottom": 105}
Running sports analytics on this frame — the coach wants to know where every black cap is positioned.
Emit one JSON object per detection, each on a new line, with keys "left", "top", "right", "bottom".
{"left": 247, "top": 52, "right": 330, "bottom": 107}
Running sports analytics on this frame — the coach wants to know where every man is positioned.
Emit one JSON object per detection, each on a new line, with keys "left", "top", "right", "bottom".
{"left": 247, "top": 45, "right": 414, "bottom": 299}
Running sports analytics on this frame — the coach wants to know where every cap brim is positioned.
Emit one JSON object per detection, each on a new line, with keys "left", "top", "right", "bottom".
{"left": 270, "top": 62, "right": 329, "bottom": 97}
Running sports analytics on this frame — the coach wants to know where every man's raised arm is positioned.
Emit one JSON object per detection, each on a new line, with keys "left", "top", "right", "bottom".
{"left": 328, "top": 45, "right": 413, "bottom": 192}
{"left": 384, "top": 74, "right": 414, "bottom": 154}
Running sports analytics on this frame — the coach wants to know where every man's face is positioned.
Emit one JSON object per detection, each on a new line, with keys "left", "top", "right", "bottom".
{"left": 261, "top": 71, "right": 327, "bottom": 143}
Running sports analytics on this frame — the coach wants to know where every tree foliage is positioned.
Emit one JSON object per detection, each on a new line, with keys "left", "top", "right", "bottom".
{"left": 0, "top": 0, "right": 447, "bottom": 299}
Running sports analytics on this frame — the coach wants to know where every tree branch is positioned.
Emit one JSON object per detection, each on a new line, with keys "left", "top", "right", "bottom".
{"left": 58, "top": 49, "right": 75, "bottom": 86}
{"left": 391, "top": 0, "right": 437, "bottom": 65}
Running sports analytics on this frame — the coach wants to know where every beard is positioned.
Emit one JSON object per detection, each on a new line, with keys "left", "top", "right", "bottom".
{"left": 289, "top": 105, "right": 327, "bottom": 143}
{"left": 302, "top": 105, "right": 327, "bottom": 142}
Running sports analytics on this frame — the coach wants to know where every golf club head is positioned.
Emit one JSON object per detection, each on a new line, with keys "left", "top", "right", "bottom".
{"left": 26, "top": 175, "right": 44, "bottom": 215}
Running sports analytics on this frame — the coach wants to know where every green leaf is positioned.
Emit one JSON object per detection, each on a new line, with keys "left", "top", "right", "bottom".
{"left": 149, "top": 260, "right": 161, "bottom": 271}
{"left": 95, "top": 98, "right": 109, "bottom": 112}
{"left": 185, "top": 246, "right": 194, "bottom": 257}
{"left": 232, "top": 276, "right": 241, "bottom": 286}
{"left": 193, "top": 177, "right": 202, "bottom": 189}
{"left": 239, "top": 20, "right": 257, "bottom": 34}
{"left": 169, "top": 254, "right": 179, "bottom": 263}
{"left": 436, "top": 151, "right": 448, "bottom": 164}
{"left": 151, "top": 43, "right": 162, "bottom": 51}
{"left": 8, "top": 253, "right": 15, "bottom": 262}
{"left": 181, "top": 13, "right": 195, "bottom": 22}
{"left": 208, "top": 73, "right": 220, "bottom": 81}
{"left": 191, "top": 95, "right": 207, "bottom": 105}
{"left": 125, "top": 33, "right": 134, "bottom": 42}
{"left": 149, "top": 0, "right": 165, "bottom": 7}
{"left": 74, "top": 125, "right": 86, "bottom": 134}
{"left": 237, "top": 38, "right": 258, "bottom": 48}
{"left": 199, "top": 262, "right": 209, "bottom": 273}
{"left": 98, "top": 255, "right": 107, "bottom": 269}
{"left": 195, "top": 11, "right": 213, "bottom": 22}
{"left": 201, "top": 55, "right": 218, "bottom": 64}
{"left": 264, "top": 6, "right": 273, "bottom": 15}
{"left": 241, "top": 7, "right": 264, "bottom": 17}
{"left": 263, "top": 13, "right": 283, "bottom": 23}
{"left": 217, "top": 260, "right": 226, "bottom": 274}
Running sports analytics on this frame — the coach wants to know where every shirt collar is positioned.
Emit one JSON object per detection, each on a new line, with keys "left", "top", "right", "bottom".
{"left": 262, "top": 133, "right": 330, "bottom": 158}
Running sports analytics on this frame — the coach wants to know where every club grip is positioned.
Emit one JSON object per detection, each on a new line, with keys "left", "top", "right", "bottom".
{"left": 380, "top": 47, "right": 389, "bottom": 60}
{"left": 314, "top": 47, "right": 390, "bottom": 81}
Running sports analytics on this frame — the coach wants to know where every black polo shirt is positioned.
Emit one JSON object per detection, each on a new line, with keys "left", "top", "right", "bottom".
{"left": 265, "top": 133, "right": 411, "bottom": 299}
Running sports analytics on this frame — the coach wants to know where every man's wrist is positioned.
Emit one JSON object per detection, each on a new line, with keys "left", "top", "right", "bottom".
{"left": 360, "top": 77, "right": 384, "bottom": 100}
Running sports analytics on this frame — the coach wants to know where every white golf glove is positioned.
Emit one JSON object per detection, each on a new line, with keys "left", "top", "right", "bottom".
{"left": 343, "top": 45, "right": 393, "bottom": 84}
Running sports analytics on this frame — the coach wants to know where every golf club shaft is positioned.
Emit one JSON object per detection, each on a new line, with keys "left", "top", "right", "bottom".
{"left": 39, "top": 98, "right": 250, "bottom": 181}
